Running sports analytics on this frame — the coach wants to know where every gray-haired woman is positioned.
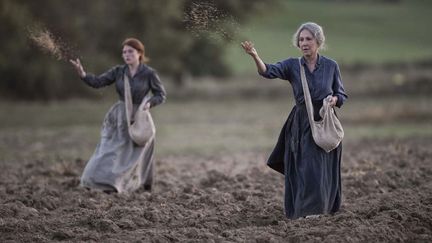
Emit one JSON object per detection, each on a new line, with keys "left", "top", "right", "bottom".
{"left": 241, "top": 22, "right": 347, "bottom": 219}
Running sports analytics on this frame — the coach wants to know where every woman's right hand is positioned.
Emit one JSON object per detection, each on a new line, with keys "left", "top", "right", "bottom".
{"left": 69, "top": 58, "right": 86, "bottom": 78}
{"left": 241, "top": 41, "right": 258, "bottom": 57}
{"left": 241, "top": 41, "right": 267, "bottom": 74}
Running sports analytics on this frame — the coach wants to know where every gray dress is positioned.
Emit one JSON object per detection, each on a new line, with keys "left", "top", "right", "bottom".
{"left": 80, "top": 63, "right": 166, "bottom": 193}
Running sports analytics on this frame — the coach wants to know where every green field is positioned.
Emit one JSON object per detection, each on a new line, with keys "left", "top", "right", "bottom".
{"left": 1, "top": 94, "right": 431, "bottom": 164}
{"left": 225, "top": 0, "right": 432, "bottom": 74}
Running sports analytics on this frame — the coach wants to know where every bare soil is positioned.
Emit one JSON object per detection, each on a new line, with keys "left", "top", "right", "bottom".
{"left": 0, "top": 138, "right": 431, "bottom": 242}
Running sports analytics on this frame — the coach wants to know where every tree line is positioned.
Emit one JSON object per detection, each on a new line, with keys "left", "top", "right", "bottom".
{"left": 0, "top": 0, "right": 279, "bottom": 100}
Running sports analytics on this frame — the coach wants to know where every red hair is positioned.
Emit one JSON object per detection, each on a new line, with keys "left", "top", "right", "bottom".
{"left": 122, "top": 38, "right": 149, "bottom": 63}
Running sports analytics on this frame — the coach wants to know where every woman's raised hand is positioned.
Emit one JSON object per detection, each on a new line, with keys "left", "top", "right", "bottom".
{"left": 241, "top": 40, "right": 267, "bottom": 74}
{"left": 241, "top": 41, "right": 258, "bottom": 57}
{"left": 69, "top": 58, "right": 86, "bottom": 78}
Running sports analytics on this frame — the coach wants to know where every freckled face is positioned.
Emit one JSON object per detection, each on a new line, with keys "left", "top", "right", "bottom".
{"left": 298, "top": 29, "right": 319, "bottom": 57}
{"left": 122, "top": 45, "right": 140, "bottom": 65}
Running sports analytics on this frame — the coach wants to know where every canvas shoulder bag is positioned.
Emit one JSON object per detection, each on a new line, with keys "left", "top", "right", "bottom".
{"left": 123, "top": 74, "right": 155, "bottom": 146}
{"left": 298, "top": 58, "right": 344, "bottom": 152}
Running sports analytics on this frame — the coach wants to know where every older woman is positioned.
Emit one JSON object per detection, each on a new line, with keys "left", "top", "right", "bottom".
{"left": 241, "top": 22, "right": 347, "bottom": 219}
{"left": 70, "top": 38, "right": 166, "bottom": 193}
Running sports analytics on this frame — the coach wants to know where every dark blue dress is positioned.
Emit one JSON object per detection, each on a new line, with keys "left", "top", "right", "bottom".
{"left": 260, "top": 55, "right": 348, "bottom": 219}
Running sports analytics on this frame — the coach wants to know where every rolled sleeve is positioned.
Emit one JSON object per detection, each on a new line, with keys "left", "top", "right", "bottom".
{"left": 332, "top": 63, "right": 348, "bottom": 108}
{"left": 81, "top": 66, "right": 119, "bottom": 88}
{"left": 148, "top": 71, "right": 167, "bottom": 108}
{"left": 259, "top": 60, "right": 289, "bottom": 80}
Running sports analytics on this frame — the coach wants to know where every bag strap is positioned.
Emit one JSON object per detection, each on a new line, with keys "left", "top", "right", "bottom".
{"left": 123, "top": 74, "right": 134, "bottom": 125}
{"left": 298, "top": 58, "right": 316, "bottom": 127}
{"left": 124, "top": 74, "right": 152, "bottom": 125}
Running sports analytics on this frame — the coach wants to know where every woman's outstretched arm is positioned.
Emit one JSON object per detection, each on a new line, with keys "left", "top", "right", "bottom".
{"left": 70, "top": 58, "right": 116, "bottom": 88}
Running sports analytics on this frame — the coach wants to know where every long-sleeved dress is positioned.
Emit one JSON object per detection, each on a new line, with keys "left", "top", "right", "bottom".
{"left": 80, "top": 63, "right": 166, "bottom": 193}
{"left": 260, "top": 55, "right": 348, "bottom": 219}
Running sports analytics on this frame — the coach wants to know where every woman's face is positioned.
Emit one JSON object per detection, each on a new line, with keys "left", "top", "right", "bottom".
{"left": 122, "top": 45, "right": 140, "bottom": 65}
{"left": 298, "top": 29, "right": 319, "bottom": 58}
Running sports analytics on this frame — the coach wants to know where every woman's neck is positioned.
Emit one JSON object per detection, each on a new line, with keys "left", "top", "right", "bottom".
{"left": 128, "top": 62, "right": 140, "bottom": 76}
{"left": 304, "top": 53, "right": 318, "bottom": 65}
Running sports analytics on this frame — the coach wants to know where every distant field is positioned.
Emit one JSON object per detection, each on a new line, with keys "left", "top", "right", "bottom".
{"left": 1, "top": 94, "right": 431, "bottom": 162}
{"left": 225, "top": 0, "right": 432, "bottom": 74}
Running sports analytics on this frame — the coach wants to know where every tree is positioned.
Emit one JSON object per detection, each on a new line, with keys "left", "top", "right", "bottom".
{"left": 0, "top": 0, "right": 280, "bottom": 100}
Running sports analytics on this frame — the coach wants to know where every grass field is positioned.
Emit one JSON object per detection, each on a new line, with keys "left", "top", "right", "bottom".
{"left": 1, "top": 93, "right": 431, "bottom": 162}
{"left": 225, "top": 0, "right": 432, "bottom": 74}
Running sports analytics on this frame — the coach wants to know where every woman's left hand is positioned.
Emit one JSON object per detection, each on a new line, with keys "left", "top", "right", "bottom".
{"left": 143, "top": 102, "right": 151, "bottom": 110}
{"left": 329, "top": 96, "right": 338, "bottom": 107}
